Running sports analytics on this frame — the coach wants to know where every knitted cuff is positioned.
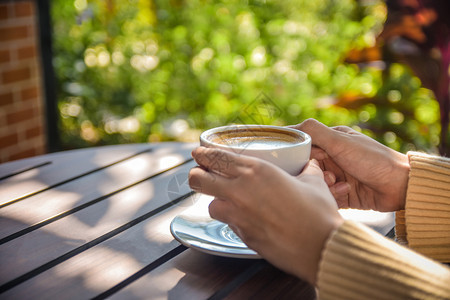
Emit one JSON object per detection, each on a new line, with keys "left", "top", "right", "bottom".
{"left": 405, "top": 152, "right": 450, "bottom": 261}
{"left": 317, "top": 220, "right": 450, "bottom": 300}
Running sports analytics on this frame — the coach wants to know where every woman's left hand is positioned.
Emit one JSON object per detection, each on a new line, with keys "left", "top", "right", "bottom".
{"left": 189, "top": 146, "right": 343, "bottom": 285}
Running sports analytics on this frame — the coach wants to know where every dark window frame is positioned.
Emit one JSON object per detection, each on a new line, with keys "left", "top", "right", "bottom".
{"left": 36, "top": 0, "right": 60, "bottom": 152}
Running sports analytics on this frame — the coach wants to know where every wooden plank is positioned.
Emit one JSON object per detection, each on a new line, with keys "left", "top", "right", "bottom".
{"left": 0, "top": 161, "right": 51, "bottom": 181}
{"left": 0, "top": 144, "right": 154, "bottom": 206}
{"left": 108, "top": 249, "right": 262, "bottom": 300}
{"left": 0, "top": 195, "right": 196, "bottom": 299}
{"left": 223, "top": 265, "right": 316, "bottom": 299}
{"left": 107, "top": 244, "right": 314, "bottom": 300}
{"left": 0, "top": 160, "right": 196, "bottom": 288}
{"left": 0, "top": 144, "right": 195, "bottom": 241}
{"left": 0, "top": 156, "right": 52, "bottom": 180}
{"left": 0, "top": 144, "right": 152, "bottom": 178}
{"left": 0, "top": 143, "right": 196, "bottom": 207}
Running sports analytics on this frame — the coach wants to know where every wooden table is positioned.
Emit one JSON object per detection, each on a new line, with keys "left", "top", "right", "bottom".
{"left": 0, "top": 143, "right": 394, "bottom": 299}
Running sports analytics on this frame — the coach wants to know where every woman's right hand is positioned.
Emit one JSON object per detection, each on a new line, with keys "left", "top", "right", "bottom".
{"left": 292, "top": 119, "right": 411, "bottom": 212}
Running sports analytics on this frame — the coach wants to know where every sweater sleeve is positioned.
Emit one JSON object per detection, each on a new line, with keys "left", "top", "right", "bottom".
{"left": 317, "top": 221, "right": 450, "bottom": 299}
{"left": 317, "top": 151, "right": 450, "bottom": 299}
{"left": 397, "top": 151, "right": 450, "bottom": 261}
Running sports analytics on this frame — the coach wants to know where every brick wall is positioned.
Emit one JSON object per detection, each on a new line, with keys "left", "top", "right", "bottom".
{"left": 0, "top": 0, "right": 47, "bottom": 163}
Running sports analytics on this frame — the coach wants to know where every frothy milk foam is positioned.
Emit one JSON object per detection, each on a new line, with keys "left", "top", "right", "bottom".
{"left": 208, "top": 129, "right": 302, "bottom": 150}
{"left": 223, "top": 136, "right": 297, "bottom": 149}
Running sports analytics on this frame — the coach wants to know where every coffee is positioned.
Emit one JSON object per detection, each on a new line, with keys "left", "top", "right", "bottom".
{"left": 207, "top": 128, "right": 303, "bottom": 150}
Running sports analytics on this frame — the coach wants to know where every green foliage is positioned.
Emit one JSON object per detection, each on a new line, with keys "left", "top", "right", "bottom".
{"left": 52, "top": 0, "right": 440, "bottom": 153}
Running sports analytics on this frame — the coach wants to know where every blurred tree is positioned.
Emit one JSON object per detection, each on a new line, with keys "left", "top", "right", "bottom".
{"left": 51, "top": 0, "right": 442, "bottom": 154}
{"left": 344, "top": 0, "right": 449, "bottom": 155}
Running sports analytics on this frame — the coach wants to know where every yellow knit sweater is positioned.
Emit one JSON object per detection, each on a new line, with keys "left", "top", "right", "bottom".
{"left": 317, "top": 152, "right": 450, "bottom": 299}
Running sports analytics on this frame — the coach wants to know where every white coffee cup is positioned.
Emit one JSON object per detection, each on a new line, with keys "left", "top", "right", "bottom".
{"left": 200, "top": 124, "right": 311, "bottom": 175}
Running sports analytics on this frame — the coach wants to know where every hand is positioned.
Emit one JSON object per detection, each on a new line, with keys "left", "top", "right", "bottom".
{"left": 292, "top": 119, "right": 410, "bottom": 211}
{"left": 189, "top": 146, "right": 343, "bottom": 285}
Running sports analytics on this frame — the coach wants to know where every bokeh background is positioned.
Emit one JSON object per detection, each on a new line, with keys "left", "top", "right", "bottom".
{"left": 51, "top": 0, "right": 449, "bottom": 154}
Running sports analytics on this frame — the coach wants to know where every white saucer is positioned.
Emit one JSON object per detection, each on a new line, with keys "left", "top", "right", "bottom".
{"left": 170, "top": 194, "right": 260, "bottom": 259}
{"left": 170, "top": 215, "right": 260, "bottom": 259}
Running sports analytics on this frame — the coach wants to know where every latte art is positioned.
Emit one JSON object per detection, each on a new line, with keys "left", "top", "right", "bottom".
{"left": 208, "top": 128, "right": 303, "bottom": 150}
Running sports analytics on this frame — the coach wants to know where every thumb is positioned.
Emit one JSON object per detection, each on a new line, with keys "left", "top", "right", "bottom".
{"left": 298, "top": 159, "right": 324, "bottom": 179}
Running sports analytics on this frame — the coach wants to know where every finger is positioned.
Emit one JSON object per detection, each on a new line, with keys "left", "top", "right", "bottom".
{"left": 192, "top": 147, "right": 243, "bottom": 178}
{"left": 323, "top": 171, "right": 336, "bottom": 186}
{"left": 310, "top": 146, "right": 328, "bottom": 160}
{"left": 294, "top": 119, "right": 347, "bottom": 155}
{"left": 329, "top": 181, "right": 351, "bottom": 196}
{"left": 208, "top": 197, "right": 234, "bottom": 224}
{"left": 188, "top": 166, "right": 212, "bottom": 191}
{"left": 335, "top": 194, "right": 350, "bottom": 209}
{"left": 188, "top": 167, "right": 231, "bottom": 198}
{"left": 329, "top": 182, "right": 351, "bottom": 208}
{"left": 320, "top": 156, "right": 346, "bottom": 183}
